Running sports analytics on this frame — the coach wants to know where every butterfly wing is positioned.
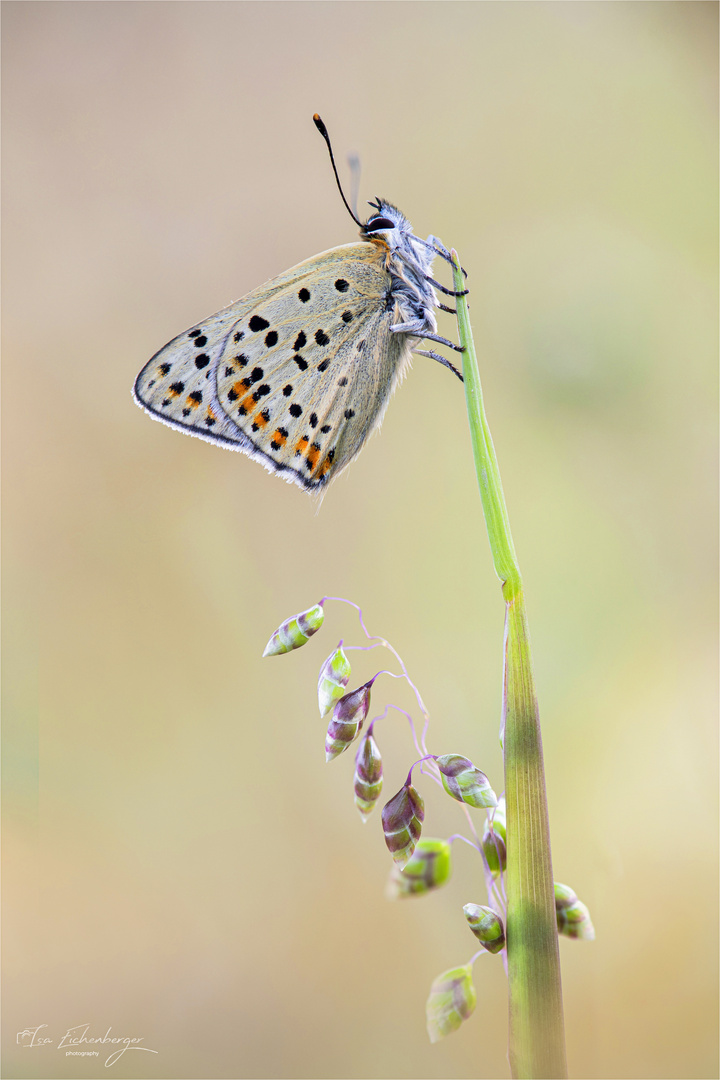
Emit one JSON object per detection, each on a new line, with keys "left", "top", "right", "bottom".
{"left": 134, "top": 300, "right": 257, "bottom": 447}
{"left": 134, "top": 241, "right": 410, "bottom": 490}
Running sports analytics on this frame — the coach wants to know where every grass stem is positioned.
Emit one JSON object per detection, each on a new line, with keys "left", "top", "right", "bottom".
{"left": 451, "top": 252, "right": 567, "bottom": 1079}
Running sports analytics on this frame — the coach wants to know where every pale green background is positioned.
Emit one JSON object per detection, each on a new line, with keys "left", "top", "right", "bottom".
{"left": 3, "top": 2, "right": 718, "bottom": 1078}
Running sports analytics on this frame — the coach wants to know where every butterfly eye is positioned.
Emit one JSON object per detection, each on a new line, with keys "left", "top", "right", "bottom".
{"left": 364, "top": 216, "right": 396, "bottom": 233}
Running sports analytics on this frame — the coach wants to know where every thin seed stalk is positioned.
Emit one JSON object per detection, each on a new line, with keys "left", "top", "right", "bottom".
{"left": 451, "top": 252, "right": 567, "bottom": 1079}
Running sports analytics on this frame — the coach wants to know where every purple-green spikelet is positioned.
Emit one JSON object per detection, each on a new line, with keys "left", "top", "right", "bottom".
{"left": 555, "top": 882, "right": 595, "bottom": 940}
{"left": 262, "top": 602, "right": 324, "bottom": 656}
{"left": 386, "top": 838, "right": 452, "bottom": 899}
{"left": 317, "top": 644, "right": 351, "bottom": 717}
{"left": 463, "top": 903, "right": 506, "bottom": 954}
{"left": 436, "top": 754, "right": 498, "bottom": 809}
{"left": 426, "top": 964, "right": 477, "bottom": 1043}
{"left": 325, "top": 681, "right": 373, "bottom": 762}
{"left": 381, "top": 782, "right": 425, "bottom": 867}
{"left": 481, "top": 795, "right": 507, "bottom": 878}
{"left": 354, "top": 731, "right": 383, "bottom": 820}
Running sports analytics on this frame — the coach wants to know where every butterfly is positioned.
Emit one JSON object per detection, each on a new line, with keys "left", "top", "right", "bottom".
{"left": 133, "top": 115, "right": 466, "bottom": 492}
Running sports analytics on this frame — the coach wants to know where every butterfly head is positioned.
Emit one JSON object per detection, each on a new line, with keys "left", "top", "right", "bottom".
{"left": 362, "top": 198, "right": 436, "bottom": 273}
{"left": 362, "top": 198, "right": 412, "bottom": 240}
{"left": 362, "top": 199, "right": 403, "bottom": 235}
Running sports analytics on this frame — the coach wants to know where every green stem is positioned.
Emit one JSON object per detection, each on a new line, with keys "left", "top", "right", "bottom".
{"left": 451, "top": 252, "right": 567, "bottom": 1079}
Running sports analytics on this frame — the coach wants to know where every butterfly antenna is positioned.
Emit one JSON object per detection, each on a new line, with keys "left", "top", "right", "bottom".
{"left": 313, "top": 114, "right": 364, "bottom": 229}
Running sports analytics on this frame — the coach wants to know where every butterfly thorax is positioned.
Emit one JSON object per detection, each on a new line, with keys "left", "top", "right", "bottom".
{"left": 360, "top": 200, "right": 439, "bottom": 340}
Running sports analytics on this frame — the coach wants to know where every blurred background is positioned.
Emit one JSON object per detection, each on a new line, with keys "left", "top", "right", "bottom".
{"left": 3, "top": 3, "right": 717, "bottom": 1078}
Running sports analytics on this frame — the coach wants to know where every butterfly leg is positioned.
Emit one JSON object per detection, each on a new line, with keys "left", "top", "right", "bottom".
{"left": 432, "top": 243, "right": 469, "bottom": 279}
{"left": 410, "top": 330, "right": 465, "bottom": 354}
{"left": 426, "top": 276, "right": 469, "bottom": 297}
{"left": 430, "top": 237, "right": 463, "bottom": 268}
{"left": 414, "top": 234, "right": 469, "bottom": 278}
{"left": 414, "top": 348, "right": 464, "bottom": 382}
